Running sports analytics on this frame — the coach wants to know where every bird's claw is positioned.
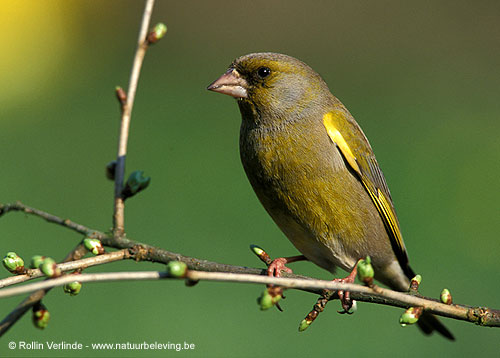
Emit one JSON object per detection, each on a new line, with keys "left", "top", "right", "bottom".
{"left": 336, "top": 290, "right": 354, "bottom": 314}
{"left": 333, "top": 265, "right": 358, "bottom": 314}
{"left": 267, "top": 257, "right": 293, "bottom": 277}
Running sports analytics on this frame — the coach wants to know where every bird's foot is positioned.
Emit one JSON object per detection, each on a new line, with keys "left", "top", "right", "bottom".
{"left": 333, "top": 265, "right": 358, "bottom": 314}
{"left": 249, "top": 247, "right": 308, "bottom": 311}
{"left": 265, "top": 255, "right": 307, "bottom": 311}
{"left": 267, "top": 257, "right": 293, "bottom": 277}
{"left": 264, "top": 258, "right": 291, "bottom": 312}
{"left": 266, "top": 255, "right": 307, "bottom": 277}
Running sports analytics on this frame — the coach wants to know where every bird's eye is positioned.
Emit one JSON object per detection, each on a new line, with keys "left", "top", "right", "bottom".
{"left": 257, "top": 67, "right": 271, "bottom": 78}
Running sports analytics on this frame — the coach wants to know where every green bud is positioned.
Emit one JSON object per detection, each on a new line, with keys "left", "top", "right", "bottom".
{"left": 2, "top": 252, "right": 25, "bottom": 274}
{"left": 166, "top": 261, "right": 187, "bottom": 278}
{"left": 409, "top": 274, "right": 422, "bottom": 292}
{"left": 249, "top": 244, "right": 271, "bottom": 264}
{"left": 298, "top": 319, "right": 311, "bottom": 332}
{"left": 257, "top": 290, "right": 282, "bottom": 311}
{"left": 411, "top": 275, "right": 422, "bottom": 285}
{"left": 250, "top": 244, "right": 264, "bottom": 257}
{"left": 63, "top": 281, "right": 82, "bottom": 296}
{"left": 399, "top": 307, "right": 420, "bottom": 326}
{"left": 257, "top": 290, "right": 273, "bottom": 310}
{"left": 147, "top": 23, "right": 167, "bottom": 44}
{"left": 32, "top": 304, "right": 50, "bottom": 329}
{"left": 39, "top": 257, "right": 61, "bottom": 278}
{"left": 122, "top": 170, "right": 151, "bottom": 199}
{"left": 30, "top": 255, "right": 45, "bottom": 269}
{"left": 152, "top": 23, "right": 167, "bottom": 40}
{"left": 357, "top": 256, "right": 374, "bottom": 283}
{"left": 105, "top": 160, "right": 117, "bottom": 181}
{"left": 440, "top": 288, "right": 452, "bottom": 304}
{"left": 83, "top": 238, "right": 105, "bottom": 255}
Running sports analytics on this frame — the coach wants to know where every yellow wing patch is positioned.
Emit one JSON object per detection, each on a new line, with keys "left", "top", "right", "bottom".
{"left": 322, "top": 111, "right": 407, "bottom": 260}
{"left": 323, "top": 112, "right": 361, "bottom": 174}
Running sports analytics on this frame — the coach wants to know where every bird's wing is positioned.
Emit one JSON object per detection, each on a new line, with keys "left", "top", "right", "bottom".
{"left": 322, "top": 109, "right": 409, "bottom": 270}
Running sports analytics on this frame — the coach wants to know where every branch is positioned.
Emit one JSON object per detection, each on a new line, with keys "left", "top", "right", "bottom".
{"left": 0, "top": 201, "right": 268, "bottom": 275}
{"left": 0, "top": 201, "right": 270, "bottom": 336}
{"left": 113, "top": 0, "right": 156, "bottom": 236}
{"left": 0, "top": 243, "right": 88, "bottom": 336}
{"left": 0, "top": 250, "right": 129, "bottom": 289}
{"left": 2, "top": 201, "right": 500, "bottom": 328}
{"left": 1, "top": 268, "right": 498, "bottom": 327}
{"left": 0, "top": 271, "right": 167, "bottom": 298}
{"left": 184, "top": 272, "right": 500, "bottom": 327}
{"left": 0, "top": 201, "right": 103, "bottom": 238}
{"left": 1, "top": 202, "right": 500, "bottom": 334}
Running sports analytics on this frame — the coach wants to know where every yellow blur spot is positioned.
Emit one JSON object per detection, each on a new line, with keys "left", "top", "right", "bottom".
{"left": 0, "top": 1, "right": 82, "bottom": 110}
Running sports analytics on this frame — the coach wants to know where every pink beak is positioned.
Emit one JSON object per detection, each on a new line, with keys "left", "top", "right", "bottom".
{"left": 207, "top": 68, "right": 248, "bottom": 98}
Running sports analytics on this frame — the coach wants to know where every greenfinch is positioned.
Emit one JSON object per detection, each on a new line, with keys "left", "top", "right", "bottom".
{"left": 208, "top": 52, "right": 453, "bottom": 340}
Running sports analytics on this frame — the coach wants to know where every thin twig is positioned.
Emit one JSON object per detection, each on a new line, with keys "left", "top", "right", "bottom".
{"left": 0, "top": 243, "right": 88, "bottom": 336}
{"left": 113, "top": 0, "right": 156, "bottom": 236}
{"left": 186, "top": 271, "right": 500, "bottom": 327}
{"left": 0, "top": 290, "right": 47, "bottom": 334}
{"left": 0, "top": 271, "right": 167, "bottom": 298}
{"left": 0, "top": 250, "right": 129, "bottom": 289}
{"left": 189, "top": 272, "right": 499, "bottom": 327}
{"left": 0, "top": 201, "right": 104, "bottom": 239}
{"left": 1, "top": 269, "right": 498, "bottom": 327}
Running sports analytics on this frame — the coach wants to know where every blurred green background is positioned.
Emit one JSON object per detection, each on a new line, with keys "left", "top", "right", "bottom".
{"left": 1, "top": 0, "right": 499, "bottom": 356}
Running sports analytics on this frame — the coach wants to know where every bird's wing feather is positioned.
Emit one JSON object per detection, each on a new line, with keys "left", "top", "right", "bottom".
{"left": 323, "top": 109, "right": 409, "bottom": 269}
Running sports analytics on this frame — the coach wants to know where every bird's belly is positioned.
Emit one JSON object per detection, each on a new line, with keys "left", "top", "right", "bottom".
{"left": 268, "top": 207, "right": 356, "bottom": 273}
{"left": 250, "top": 164, "right": 383, "bottom": 274}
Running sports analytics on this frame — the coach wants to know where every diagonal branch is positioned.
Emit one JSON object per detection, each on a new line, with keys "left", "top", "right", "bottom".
{"left": 0, "top": 201, "right": 103, "bottom": 238}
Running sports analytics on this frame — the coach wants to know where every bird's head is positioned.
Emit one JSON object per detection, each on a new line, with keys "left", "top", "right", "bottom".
{"left": 208, "top": 53, "right": 332, "bottom": 123}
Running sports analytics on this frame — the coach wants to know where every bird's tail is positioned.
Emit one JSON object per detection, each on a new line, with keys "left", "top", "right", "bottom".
{"left": 418, "top": 311, "right": 455, "bottom": 340}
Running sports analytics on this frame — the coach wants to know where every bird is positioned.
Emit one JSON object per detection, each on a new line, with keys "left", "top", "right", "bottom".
{"left": 207, "top": 52, "right": 454, "bottom": 340}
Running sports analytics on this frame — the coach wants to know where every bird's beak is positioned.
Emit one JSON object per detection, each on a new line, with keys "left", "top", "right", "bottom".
{"left": 207, "top": 68, "right": 248, "bottom": 98}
